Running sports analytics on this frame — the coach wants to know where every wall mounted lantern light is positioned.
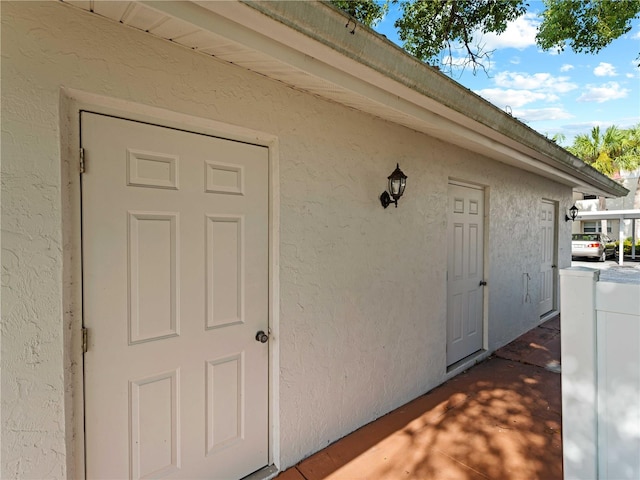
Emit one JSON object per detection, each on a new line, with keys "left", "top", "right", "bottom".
{"left": 565, "top": 204, "right": 579, "bottom": 222}
{"left": 380, "top": 163, "right": 407, "bottom": 209}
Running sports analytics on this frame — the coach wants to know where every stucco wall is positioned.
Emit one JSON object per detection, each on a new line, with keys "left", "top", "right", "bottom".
{"left": 1, "top": 2, "right": 573, "bottom": 477}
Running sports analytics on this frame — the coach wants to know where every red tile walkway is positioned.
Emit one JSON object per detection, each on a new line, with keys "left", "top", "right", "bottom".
{"left": 277, "top": 317, "right": 562, "bottom": 480}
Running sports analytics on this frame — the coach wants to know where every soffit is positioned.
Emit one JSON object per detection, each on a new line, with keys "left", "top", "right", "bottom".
{"left": 61, "top": 0, "right": 627, "bottom": 198}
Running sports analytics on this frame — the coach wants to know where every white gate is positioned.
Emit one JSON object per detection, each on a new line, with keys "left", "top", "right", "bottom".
{"left": 560, "top": 268, "right": 640, "bottom": 479}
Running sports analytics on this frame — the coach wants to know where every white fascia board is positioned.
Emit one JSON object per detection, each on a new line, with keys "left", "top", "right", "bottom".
{"left": 144, "top": 0, "right": 627, "bottom": 197}
{"left": 576, "top": 210, "right": 640, "bottom": 220}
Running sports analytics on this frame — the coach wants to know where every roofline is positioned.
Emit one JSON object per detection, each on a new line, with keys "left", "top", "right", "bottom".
{"left": 236, "top": 1, "right": 627, "bottom": 197}
{"left": 141, "top": 0, "right": 626, "bottom": 197}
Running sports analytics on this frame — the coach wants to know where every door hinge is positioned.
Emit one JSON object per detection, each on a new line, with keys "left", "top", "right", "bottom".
{"left": 80, "top": 148, "right": 85, "bottom": 174}
{"left": 82, "top": 327, "right": 88, "bottom": 353}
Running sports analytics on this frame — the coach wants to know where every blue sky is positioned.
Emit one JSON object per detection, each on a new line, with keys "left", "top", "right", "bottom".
{"left": 374, "top": 2, "right": 640, "bottom": 145}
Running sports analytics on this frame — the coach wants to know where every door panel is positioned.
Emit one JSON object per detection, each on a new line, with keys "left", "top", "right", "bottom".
{"left": 447, "top": 183, "right": 485, "bottom": 366}
{"left": 82, "top": 113, "right": 269, "bottom": 479}
{"left": 540, "top": 200, "right": 556, "bottom": 316}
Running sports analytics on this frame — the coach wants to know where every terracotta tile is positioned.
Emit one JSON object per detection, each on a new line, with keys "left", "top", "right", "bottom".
{"left": 284, "top": 327, "right": 563, "bottom": 480}
{"left": 525, "top": 341, "right": 560, "bottom": 369}
{"left": 412, "top": 450, "right": 491, "bottom": 480}
{"left": 296, "top": 385, "right": 475, "bottom": 479}
{"left": 297, "top": 450, "right": 347, "bottom": 480}
{"left": 321, "top": 448, "right": 490, "bottom": 480}
{"left": 495, "top": 323, "right": 562, "bottom": 367}
{"left": 275, "top": 467, "right": 307, "bottom": 480}
{"left": 541, "top": 316, "right": 560, "bottom": 331}
{"left": 542, "top": 335, "right": 561, "bottom": 358}
{"left": 426, "top": 404, "right": 562, "bottom": 479}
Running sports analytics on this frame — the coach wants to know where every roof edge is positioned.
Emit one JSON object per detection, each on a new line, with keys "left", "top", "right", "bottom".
{"left": 240, "top": 1, "right": 627, "bottom": 197}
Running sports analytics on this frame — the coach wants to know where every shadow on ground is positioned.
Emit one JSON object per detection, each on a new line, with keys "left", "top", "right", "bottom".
{"left": 278, "top": 319, "right": 562, "bottom": 480}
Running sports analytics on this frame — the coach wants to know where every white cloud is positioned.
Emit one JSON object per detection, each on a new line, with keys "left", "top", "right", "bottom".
{"left": 576, "top": 82, "right": 630, "bottom": 103}
{"left": 473, "top": 70, "right": 580, "bottom": 112}
{"left": 494, "top": 71, "right": 578, "bottom": 93}
{"left": 442, "top": 54, "right": 482, "bottom": 69}
{"left": 513, "top": 107, "right": 574, "bottom": 122}
{"left": 541, "top": 45, "right": 564, "bottom": 56}
{"left": 560, "top": 64, "right": 574, "bottom": 72}
{"left": 474, "top": 88, "right": 557, "bottom": 108}
{"left": 563, "top": 117, "right": 640, "bottom": 133}
{"left": 563, "top": 121, "right": 609, "bottom": 131}
{"left": 476, "top": 13, "right": 540, "bottom": 51}
{"left": 593, "top": 62, "right": 617, "bottom": 77}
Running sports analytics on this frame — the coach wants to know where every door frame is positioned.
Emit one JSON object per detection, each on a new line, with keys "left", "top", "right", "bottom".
{"left": 445, "top": 179, "right": 490, "bottom": 373}
{"left": 61, "top": 88, "right": 281, "bottom": 479}
{"left": 540, "top": 199, "right": 559, "bottom": 321}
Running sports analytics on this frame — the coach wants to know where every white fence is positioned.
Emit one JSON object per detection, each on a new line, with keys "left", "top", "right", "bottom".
{"left": 560, "top": 267, "right": 640, "bottom": 479}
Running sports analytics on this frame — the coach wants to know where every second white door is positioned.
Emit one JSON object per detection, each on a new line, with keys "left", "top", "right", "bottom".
{"left": 82, "top": 113, "right": 269, "bottom": 479}
{"left": 539, "top": 200, "right": 556, "bottom": 316}
{"left": 447, "top": 182, "right": 485, "bottom": 366}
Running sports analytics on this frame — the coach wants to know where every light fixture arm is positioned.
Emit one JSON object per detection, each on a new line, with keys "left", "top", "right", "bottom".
{"left": 380, "top": 191, "right": 395, "bottom": 208}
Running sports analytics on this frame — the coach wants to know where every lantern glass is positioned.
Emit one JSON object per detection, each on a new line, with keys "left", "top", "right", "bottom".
{"left": 390, "top": 178, "right": 401, "bottom": 196}
{"left": 569, "top": 205, "right": 578, "bottom": 220}
{"left": 387, "top": 164, "right": 407, "bottom": 200}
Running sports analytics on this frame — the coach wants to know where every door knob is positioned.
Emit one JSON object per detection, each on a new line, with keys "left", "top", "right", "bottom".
{"left": 479, "top": 280, "right": 487, "bottom": 286}
{"left": 255, "top": 331, "right": 269, "bottom": 343}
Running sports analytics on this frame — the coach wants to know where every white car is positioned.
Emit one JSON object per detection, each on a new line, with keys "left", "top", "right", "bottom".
{"left": 571, "top": 233, "right": 616, "bottom": 262}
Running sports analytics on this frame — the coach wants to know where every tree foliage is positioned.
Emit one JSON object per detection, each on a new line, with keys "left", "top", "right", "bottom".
{"left": 329, "top": 0, "right": 640, "bottom": 71}
{"left": 330, "top": 0, "right": 389, "bottom": 28}
{"left": 537, "top": 0, "right": 640, "bottom": 54}
{"left": 568, "top": 124, "right": 640, "bottom": 177}
{"left": 394, "top": 0, "right": 526, "bottom": 71}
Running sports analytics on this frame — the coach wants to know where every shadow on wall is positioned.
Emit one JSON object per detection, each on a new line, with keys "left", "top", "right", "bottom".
{"left": 285, "top": 358, "right": 562, "bottom": 480}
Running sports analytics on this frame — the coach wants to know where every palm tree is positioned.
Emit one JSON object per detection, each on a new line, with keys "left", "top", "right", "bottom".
{"left": 569, "top": 125, "right": 640, "bottom": 177}
{"left": 620, "top": 124, "right": 640, "bottom": 171}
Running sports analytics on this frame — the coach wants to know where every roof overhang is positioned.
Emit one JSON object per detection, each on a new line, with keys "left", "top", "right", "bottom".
{"left": 63, "top": 0, "right": 628, "bottom": 198}
{"left": 576, "top": 210, "right": 640, "bottom": 221}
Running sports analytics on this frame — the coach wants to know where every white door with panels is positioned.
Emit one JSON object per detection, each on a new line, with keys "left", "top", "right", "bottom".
{"left": 539, "top": 200, "right": 556, "bottom": 316}
{"left": 447, "top": 183, "right": 485, "bottom": 366}
{"left": 81, "top": 112, "right": 269, "bottom": 479}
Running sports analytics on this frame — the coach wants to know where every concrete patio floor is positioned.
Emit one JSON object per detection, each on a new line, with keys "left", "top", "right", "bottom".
{"left": 277, "top": 317, "right": 562, "bottom": 480}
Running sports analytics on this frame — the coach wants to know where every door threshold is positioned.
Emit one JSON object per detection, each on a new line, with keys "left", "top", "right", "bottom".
{"left": 446, "top": 349, "right": 489, "bottom": 376}
{"left": 540, "top": 310, "right": 559, "bottom": 323}
{"left": 242, "top": 464, "right": 279, "bottom": 480}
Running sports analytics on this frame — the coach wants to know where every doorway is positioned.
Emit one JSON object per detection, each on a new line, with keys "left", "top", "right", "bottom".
{"left": 81, "top": 112, "right": 270, "bottom": 479}
{"left": 539, "top": 200, "right": 557, "bottom": 317}
{"left": 447, "top": 182, "right": 485, "bottom": 366}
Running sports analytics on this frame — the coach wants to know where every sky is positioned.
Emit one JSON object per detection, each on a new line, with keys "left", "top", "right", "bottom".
{"left": 374, "top": 2, "right": 640, "bottom": 146}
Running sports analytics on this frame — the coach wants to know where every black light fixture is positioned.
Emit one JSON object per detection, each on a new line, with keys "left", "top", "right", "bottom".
{"left": 565, "top": 204, "right": 579, "bottom": 222}
{"left": 380, "top": 163, "right": 407, "bottom": 208}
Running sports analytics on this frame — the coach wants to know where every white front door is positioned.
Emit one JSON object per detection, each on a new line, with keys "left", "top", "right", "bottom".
{"left": 539, "top": 200, "right": 556, "bottom": 316}
{"left": 82, "top": 112, "right": 269, "bottom": 479}
{"left": 447, "top": 183, "right": 485, "bottom": 366}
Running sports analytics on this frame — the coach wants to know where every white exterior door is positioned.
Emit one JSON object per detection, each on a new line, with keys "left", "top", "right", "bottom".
{"left": 447, "top": 183, "right": 485, "bottom": 366}
{"left": 82, "top": 113, "right": 269, "bottom": 479}
{"left": 539, "top": 200, "right": 556, "bottom": 316}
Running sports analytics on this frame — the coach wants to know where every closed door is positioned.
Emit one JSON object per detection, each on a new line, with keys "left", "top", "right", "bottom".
{"left": 447, "top": 183, "right": 485, "bottom": 366}
{"left": 539, "top": 200, "right": 556, "bottom": 316}
{"left": 82, "top": 113, "right": 269, "bottom": 479}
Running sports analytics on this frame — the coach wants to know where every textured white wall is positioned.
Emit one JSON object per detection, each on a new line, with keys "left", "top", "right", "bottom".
{"left": 1, "top": 2, "right": 573, "bottom": 477}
